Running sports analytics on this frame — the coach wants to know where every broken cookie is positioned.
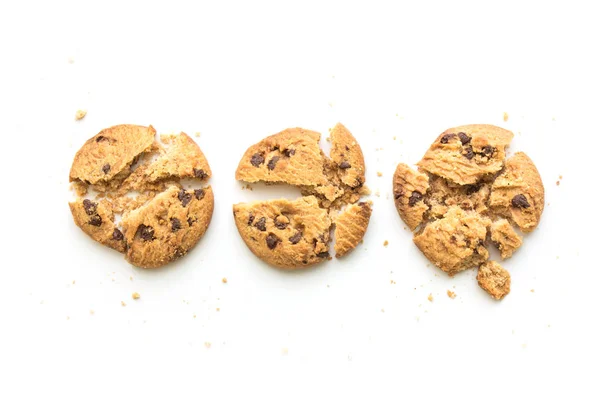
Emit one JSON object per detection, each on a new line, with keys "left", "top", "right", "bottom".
{"left": 234, "top": 123, "right": 371, "bottom": 269}
{"left": 393, "top": 124, "right": 544, "bottom": 299}
{"left": 69, "top": 124, "right": 214, "bottom": 268}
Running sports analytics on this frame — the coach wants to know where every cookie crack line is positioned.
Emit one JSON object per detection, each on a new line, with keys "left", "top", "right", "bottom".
{"left": 233, "top": 123, "right": 372, "bottom": 269}
{"left": 393, "top": 124, "right": 544, "bottom": 300}
{"left": 69, "top": 124, "right": 214, "bottom": 268}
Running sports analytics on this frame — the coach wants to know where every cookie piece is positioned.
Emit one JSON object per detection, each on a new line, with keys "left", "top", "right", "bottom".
{"left": 334, "top": 201, "right": 372, "bottom": 258}
{"left": 69, "top": 124, "right": 156, "bottom": 185}
{"left": 418, "top": 124, "right": 513, "bottom": 185}
{"left": 121, "top": 185, "right": 214, "bottom": 268}
{"left": 233, "top": 196, "right": 332, "bottom": 269}
{"left": 329, "top": 123, "right": 366, "bottom": 188}
{"left": 69, "top": 198, "right": 126, "bottom": 253}
{"left": 490, "top": 219, "right": 523, "bottom": 259}
{"left": 489, "top": 152, "right": 544, "bottom": 233}
{"left": 413, "top": 206, "right": 491, "bottom": 275}
{"left": 477, "top": 261, "right": 511, "bottom": 300}
{"left": 235, "top": 128, "right": 329, "bottom": 186}
{"left": 123, "top": 133, "right": 211, "bottom": 191}
{"left": 392, "top": 163, "right": 430, "bottom": 230}
{"left": 425, "top": 175, "right": 492, "bottom": 220}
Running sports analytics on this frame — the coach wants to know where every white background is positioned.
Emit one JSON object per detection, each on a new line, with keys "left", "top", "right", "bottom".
{"left": 1, "top": 1, "right": 599, "bottom": 399}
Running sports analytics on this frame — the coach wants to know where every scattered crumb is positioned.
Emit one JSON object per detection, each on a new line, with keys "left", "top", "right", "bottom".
{"left": 204, "top": 342, "right": 212, "bottom": 349}
{"left": 222, "top": 277, "right": 228, "bottom": 284}
{"left": 447, "top": 290, "right": 456, "bottom": 299}
{"left": 559, "top": 175, "right": 563, "bottom": 180}
{"left": 75, "top": 110, "right": 87, "bottom": 120}
{"left": 89, "top": 310, "right": 95, "bottom": 315}
{"left": 282, "top": 348, "right": 288, "bottom": 356}
{"left": 381, "top": 308, "right": 385, "bottom": 313}
{"left": 121, "top": 301, "right": 126, "bottom": 307}
{"left": 244, "top": 184, "right": 253, "bottom": 191}
{"left": 216, "top": 308, "right": 220, "bottom": 312}
{"left": 72, "top": 280, "right": 76, "bottom": 285}
{"left": 66, "top": 316, "right": 70, "bottom": 320}
{"left": 427, "top": 294, "right": 433, "bottom": 302}
{"left": 530, "top": 289, "right": 535, "bottom": 293}
{"left": 193, "top": 314, "right": 197, "bottom": 318}
{"left": 393, "top": 136, "right": 397, "bottom": 140}
{"left": 390, "top": 280, "right": 396, "bottom": 284}
{"left": 377, "top": 171, "right": 383, "bottom": 177}
{"left": 132, "top": 292, "right": 141, "bottom": 300}
{"left": 195, "top": 132, "right": 201, "bottom": 137}
{"left": 556, "top": 181, "right": 560, "bottom": 186}
{"left": 383, "top": 240, "right": 389, "bottom": 247}
{"left": 503, "top": 112, "right": 509, "bottom": 122}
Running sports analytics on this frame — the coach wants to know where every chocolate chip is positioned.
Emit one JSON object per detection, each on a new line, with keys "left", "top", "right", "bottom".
{"left": 112, "top": 228, "right": 124, "bottom": 241}
{"left": 463, "top": 146, "right": 474, "bottom": 160}
{"left": 248, "top": 214, "right": 255, "bottom": 225}
{"left": 283, "top": 148, "right": 296, "bottom": 157}
{"left": 173, "top": 247, "right": 186, "bottom": 259}
{"left": 440, "top": 133, "right": 456, "bottom": 144}
{"left": 289, "top": 231, "right": 302, "bottom": 244}
{"left": 408, "top": 191, "right": 423, "bottom": 207}
{"left": 457, "top": 132, "right": 471, "bottom": 145}
{"left": 254, "top": 217, "right": 266, "bottom": 231}
{"left": 450, "top": 235, "right": 457, "bottom": 243}
{"left": 194, "top": 168, "right": 208, "bottom": 179}
{"left": 178, "top": 189, "right": 193, "bottom": 207}
{"left": 267, "top": 156, "right": 280, "bottom": 171}
{"left": 89, "top": 215, "right": 102, "bottom": 226}
{"left": 194, "top": 189, "right": 205, "bottom": 200}
{"left": 345, "top": 145, "right": 350, "bottom": 151}
{"left": 339, "top": 161, "right": 351, "bottom": 169}
{"left": 482, "top": 145, "right": 495, "bottom": 156}
{"left": 511, "top": 194, "right": 531, "bottom": 208}
{"left": 82, "top": 199, "right": 97, "bottom": 215}
{"left": 317, "top": 251, "right": 330, "bottom": 258}
{"left": 96, "top": 135, "right": 107, "bottom": 142}
{"left": 187, "top": 217, "right": 194, "bottom": 226}
{"left": 465, "top": 184, "right": 480, "bottom": 195}
{"left": 274, "top": 217, "right": 288, "bottom": 230}
{"left": 250, "top": 153, "right": 265, "bottom": 167}
{"left": 266, "top": 233, "right": 280, "bottom": 249}
{"left": 171, "top": 218, "right": 182, "bottom": 232}
{"left": 102, "top": 164, "right": 111, "bottom": 174}
{"left": 139, "top": 225, "right": 155, "bottom": 241}
{"left": 465, "top": 238, "right": 471, "bottom": 247}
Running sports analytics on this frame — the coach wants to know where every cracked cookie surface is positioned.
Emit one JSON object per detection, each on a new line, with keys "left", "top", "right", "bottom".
{"left": 69, "top": 124, "right": 214, "bottom": 268}
{"left": 234, "top": 123, "right": 371, "bottom": 268}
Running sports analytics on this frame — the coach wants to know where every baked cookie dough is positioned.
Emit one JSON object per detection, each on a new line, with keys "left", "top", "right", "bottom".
{"left": 234, "top": 123, "right": 371, "bottom": 269}
{"left": 69, "top": 124, "right": 214, "bottom": 268}
{"left": 393, "top": 124, "right": 544, "bottom": 299}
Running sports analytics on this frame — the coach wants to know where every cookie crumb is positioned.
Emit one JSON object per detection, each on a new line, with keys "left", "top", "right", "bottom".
{"left": 503, "top": 112, "right": 509, "bottom": 122}
{"left": 530, "top": 289, "right": 535, "bottom": 293}
{"left": 559, "top": 175, "right": 563, "bottom": 180}
{"left": 89, "top": 310, "right": 95, "bottom": 315}
{"left": 282, "top": 348, "right": 288, "bottom": 355}
{"left": 66, "top": 316, "right": 70, "bottom": 320}
{"left": 193, "top": 314, "right": 197, "bottom": 318}
{"left": 222, "top": 277, "right": 228, "bottom": 284}
{"left": 204, "top": 342, "right": 211, "bottom": 349}
{"left": 216, "top": 308, "right": 220, "bottom": 312}
{"left": 244, "top": 184, "right": 253, "bottom": 191}
{"left": 75, "top": 110, "right": 87, "bottom": 121}
{"left": 195, "top": 132, "right": 201, "bottom": 137}
{"left": 132, "top": 292, "right": 140, "bottom": 300}
{"left": 72, "top": 280, "right": 76, "bottom": 285}
{"left": 427, "top": 294, "right": 433, "bottom": 302}
{"left": 383, "top": 240, "right": 389, "bottom": 247}
{"left": 377, "top": 171, "right": 383, "bottom": 177}
{"left": 121, "top": 301, "right": 126, "bottom": 306}
{"left": 447, "top": 290, "right": 456, "bottom": 299}
{"left": 390, "top": 280, "right": 396, "bottom": 284}
{"left": 393, "top": 136, "right": 397, "bottom": 140}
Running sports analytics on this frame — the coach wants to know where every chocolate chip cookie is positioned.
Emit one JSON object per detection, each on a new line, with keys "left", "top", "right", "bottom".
{"left": 393, "top": 124, "right": 544, "bottom": 299}
{"left": 234, "top": 123, "right": 371, "bottom": 269}
{"left": 69, "top": 124, "right": 214, "bottom": 268}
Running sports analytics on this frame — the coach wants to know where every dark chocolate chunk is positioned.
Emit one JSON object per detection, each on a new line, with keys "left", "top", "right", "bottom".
{"left": 440, "top": 133, "right": 456, "bottom": 144}
{"left": 345, "top": 145, "right": 350, "bottom": 151}
{"left": 112, "top": 228, "right": 124, "bottom": 241}
{"left": 139, "top": 225, "right": 155, "bottom": 241}
{"left": 89, "top": 215, "right": 102, "bottom": 226}
{"left": 248, "top": 214, "right": 255, "bottom": 226}
{"left": 339, "top": 161, "right": 351, "bottom": 169}
{"left": 267, "top": 156, "right": 280, "bottom": 171}
{"left": 187, "top": 217, "right": 195, "bottom": 226}
{"left": 465, "top": 184, "right": 481, "bottom": 195}
{"left": 171, "top": 218, "right": 182, "bottom": 232}
{"left": 511, "top": 194, "right": 531, "bottom": 208}
{"left": 173, "top": 247, "right": 186, "bottom": 260}
{"left": 408, "top": 191, "right": 423, "bottom": 207}
{"left": 283, "top": 148, "right": 296, "bottom": 157}
{"left": 481, "top": 145, "right": 495, "bottom": 156}
{"left": 178, "top": 189, "right": 193, "bottom": 207}
{"left": 289, "top": 231, "right": 302, "bottom": 244}
{"left": 194, "top": 189, "right": 205, "bottom": 200}
{"left": 254, "top": 217, "right": 267, "bottom": 231}
{"left": 102, "top": 164, "right": 111, "bottom": 174}
{"left": 463, "top": 146, "right": 474, "bottom": 160}
{"left": 457, "top": 132, "right": 471, "bottom": 145}
{"left": 266, "top": 233, "right": 280, "bottom": 249}
{"left": 82, "top": 199, "right": 97, "bottom": 216}
{"left": 274, "top": 218, "right": 288, "bottom": 230}
{"left": 193, "top": 168, "right": 208, "bottom": 179}
{"left": 96, "top": 135, "right": 108, "bottom": 142}
{"left": 317, "top": 251, "right": 330, "bottom": 258}
{"left": 250, "top": 153, "right": 265, "bottom": 167}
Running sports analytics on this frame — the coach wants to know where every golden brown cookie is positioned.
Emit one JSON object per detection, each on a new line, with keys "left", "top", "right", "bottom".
{"left": 334, "top": 201, "right": 372, "bottom": 258}
{"left": 490, "top": 219, "right": 522, "bottom": 259}
{"left": 122, "top": 185, "right": 214, "bottom": 268}
{"left": 489, "top": 152, "right": 544, "bottom": 233}
{"left": 392, "top": 163, "right": 430, "bottom": 230}
{"left": 69, "top": 125, "right": 214, "bottom": 268}
{"left": 234, "top": 123, "right": 371, "bottom": 267}
{"left": 233, "top": 196, "right": 332, "bottom": 269}
{"left": 477, "top": 261, "right": 511, "bottom": 300}
{"left": 413, "top": 206, "right": 491, "bottom": 275}
{"left": 418, "top": 124, "right": 513, "bottom": 185}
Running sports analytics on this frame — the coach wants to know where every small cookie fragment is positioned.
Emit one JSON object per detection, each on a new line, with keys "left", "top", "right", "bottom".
{"left": 477, "top": 261, "right": 511, "bottom": 300}
{"left": 392, "top": 163, "right": 430, "bottom": 230}
{"left": 132, "top": 292, "right": 141, "bottom": 300}
{"left": 447, "top": 290, "right": 456, "bottom": 299}
{"left": 75, "top": 110, "right": 87, "bottom": 120}
{"left": 334, "top": 202, "right": 372, "bottom": 258}
{"left": 490, "top": 219, "right": 523, "bottom": 259}
{"left": 413, "top": 206, "right": 490, "bottom": 275}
